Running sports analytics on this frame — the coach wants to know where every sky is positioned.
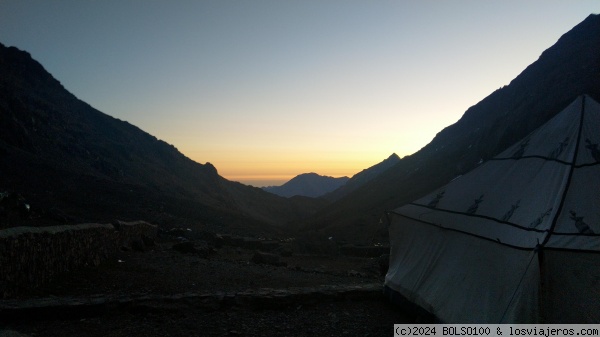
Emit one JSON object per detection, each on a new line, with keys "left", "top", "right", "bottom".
{"left": 0, "top": 1, "right": 597, "bottom": 186}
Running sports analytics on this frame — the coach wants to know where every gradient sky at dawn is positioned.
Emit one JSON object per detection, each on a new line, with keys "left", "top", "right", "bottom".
{"left": 0, "top": 1, "right": 597, "bottom": 186}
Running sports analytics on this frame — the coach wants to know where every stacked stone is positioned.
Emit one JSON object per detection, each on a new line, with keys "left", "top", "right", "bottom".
{"left": 0, "top": 221, "right": 156, "bottom": 298}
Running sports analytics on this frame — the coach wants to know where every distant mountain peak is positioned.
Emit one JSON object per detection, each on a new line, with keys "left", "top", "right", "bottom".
{"left": 387, "top": 153, "right": 400, "bottom": 160}
{"left": 204, "top": 162, "right": 218, "bottom": 175}
{"left": 298, "top": 172, "right": 320, "bottom": 177}
{"left": 263, "top": 173, "right": 349, "bottom": 198}
{"left": 305, "top": 14, "right": 600, "bottom": 243}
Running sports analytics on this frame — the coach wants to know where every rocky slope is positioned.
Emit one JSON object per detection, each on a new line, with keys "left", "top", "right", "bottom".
{"left": 304, "top": 14, "right": 600, "bottom": 243}
{"left": 0, "top": 42, "right": 325, "bottom": 234}
{"left": 324, "top": 153, "right": 400, "bottom": 202}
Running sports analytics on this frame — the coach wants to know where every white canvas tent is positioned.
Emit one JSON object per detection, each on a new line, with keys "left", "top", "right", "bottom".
{"left": 385, "top": 95, "right": 600, "bottom": 323}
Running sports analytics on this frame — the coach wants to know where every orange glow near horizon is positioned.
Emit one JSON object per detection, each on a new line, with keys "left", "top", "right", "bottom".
{"left": 2, "top": 2, "right": 596, "bottom": 189}
{"left": 184, "top": 148, "right": 394, "bottom": 187}
{"left": 173, "top": 101, "right": 460, "bottom": 187}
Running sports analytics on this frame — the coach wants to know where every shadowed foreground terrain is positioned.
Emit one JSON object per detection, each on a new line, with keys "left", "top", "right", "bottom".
{"left": 2, "top": 235, "right": 411, "bottom": 336}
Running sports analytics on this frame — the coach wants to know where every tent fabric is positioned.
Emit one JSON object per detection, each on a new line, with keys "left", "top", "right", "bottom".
{"left": 540, "top": 250, "right": 600, "bottom": 323}
{"left": 385, "top": 95, "right": 600, "bottom": 323}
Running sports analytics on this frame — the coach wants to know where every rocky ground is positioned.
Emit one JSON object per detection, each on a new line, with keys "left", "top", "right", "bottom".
{"left": 3, "top": 299, "right": 409, "bottom": 337}
{"left": 1, "top": 236, "right": 414, "bottom": 336}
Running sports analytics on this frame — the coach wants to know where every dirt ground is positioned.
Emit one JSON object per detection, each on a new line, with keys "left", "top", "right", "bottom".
{"left": 2, "top": 238, "right": 414, "bottom": 336}
{"left": 5, "top": 300, "right": 409, "bottom": 337}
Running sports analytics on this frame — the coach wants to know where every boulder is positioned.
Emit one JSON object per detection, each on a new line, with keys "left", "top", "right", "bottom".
{"left": 259, "top": 240, "right": 280, "bottom": 252}
{"left": 130, "top": 237, "right": 146, "bottom": 252}
{"left": 172, "top": 241, "right": 196, "bottom": 254}
{"left": 165, "top": 227, "right": 192, "bottom": 239}
{"left": 278, "top": 245, "right": 293, "bottom": 257}
{"left": 172, "top": 240, "right": 212, "bottom": 258}
{"left": 340, "top": 244, "right": 389, "bottom": 258}
{"left": 250, "top": 251, "right": 287, "bottom": 267}
{"left": 141, "top": 234, "right": 155, "bottom": 247}
{"left": 242, "top": 237, "right": 262, "bottom": 250}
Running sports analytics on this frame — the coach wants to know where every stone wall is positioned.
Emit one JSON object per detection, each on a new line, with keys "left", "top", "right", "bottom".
{"left": 0, "top": 221, "right": 157, "bottom": 298}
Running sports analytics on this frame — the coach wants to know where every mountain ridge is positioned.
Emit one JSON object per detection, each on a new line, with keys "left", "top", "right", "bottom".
{"left": 0, "top": 42, "right": 325, "bottom": 235}
{"left": 324, "top": 153, "right": 400, "bottom": 202}
{"left": 303, "top": 13, "right": 600, "bottom": 243}
{"left": 263, "top": 173, "right": 349, "bottom": 198}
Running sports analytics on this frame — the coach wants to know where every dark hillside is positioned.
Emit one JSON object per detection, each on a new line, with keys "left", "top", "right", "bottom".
{"left": 324, "top": 153, "right": 400, "bottom": 202}
{"left": 305, "top": 14, "right": 600, "bottom": 243}
{"left": 0, "top": 43, "right": 325, "bottom": 234}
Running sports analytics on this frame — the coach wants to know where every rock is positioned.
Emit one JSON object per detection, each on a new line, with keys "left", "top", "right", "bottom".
{"left": 166, "top": 227, "right": 191, "bottom": 239}
{"left": 172, "top": 240, "right": 212, "bottom": 257}
{"left": 113, "top": 221, "right": 158, "bottom": 252}
{"left": 172, "top": 241, "right": 196, "bottom": 254}
{"left": 219, "top": 234, "right": 232, "bottom": 245}
{"left": 292, "top": 233, "right": 339, "bottom": 255}
{"left": 130, "top": 237, "right": 146, "bottom": 252}
{"left": 0, "top": 330, "right": 30, "bottom": 337}
{"left": 287, "top": 265, "right": 302, "bottom": 271}
{"left": 242, "top": 237, "right": 262, "bottom": 250}
{"left": 378, "top": 253, "right": 390, "bottom": 276}
{"left": 250, "top": 251, "right": 286, "bottom": 267}
{"left": 258, "top": 240, "right": 280, "bottom": 252}
{"left": 279, "top": 245, "right": 293, "bottom": 257}
{"left": 195, "top": 241, "right": 213, "bottom": 258}
{"left": 348, "top": 270, "right": 362, "bottom": 277}
{"left": 340, "top": 244, "right": 389, "bottom": 257}
{"left": 141, "top": 234, "right": 155, "bottom": 247}
{"left": 231, "top": 236, "right": 244, "bottom": 247}
{"left": 213, "top": 234, "right": 224, "bottom": 248}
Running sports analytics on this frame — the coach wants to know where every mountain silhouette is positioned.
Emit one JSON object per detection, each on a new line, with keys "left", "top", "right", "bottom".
{"left": 324, "top": 153, "right": 400, "bottom": 201}
{"left": 0, "top": 43, "right": 325, "bottom": 235}
{"left": 263, "top": 173, "right": 349, "bottom": 198}
{"left": 304, "top": 14, "right": 600, "bottom": 243}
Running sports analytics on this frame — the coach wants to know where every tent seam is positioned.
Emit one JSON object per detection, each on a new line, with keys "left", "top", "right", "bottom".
{"left": 407, "top": 203, "right": 548, "bottom": 233}
{"left": 541, "top": 95, "right": 586, "bottom": 247}
{"left": 389, "top": 211, "right": 538, "bottom": 251}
